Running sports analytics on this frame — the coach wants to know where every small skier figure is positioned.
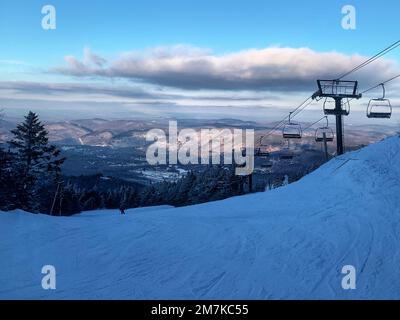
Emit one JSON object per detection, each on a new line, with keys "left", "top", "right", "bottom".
{"left": 119, "top": 205, "right": 126, "bottom": 215}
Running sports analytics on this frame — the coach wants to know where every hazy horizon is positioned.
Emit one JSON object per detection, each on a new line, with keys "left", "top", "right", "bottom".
{"left": 1, "top": 0, "right": 399, "bottom": 128}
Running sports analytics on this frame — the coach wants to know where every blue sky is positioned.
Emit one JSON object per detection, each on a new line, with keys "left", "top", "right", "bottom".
{"left": 0, "top": 0, "right": 399, "bottom": 122}
{"left": 1, "top": 0, "right": 399, "bottom": 63}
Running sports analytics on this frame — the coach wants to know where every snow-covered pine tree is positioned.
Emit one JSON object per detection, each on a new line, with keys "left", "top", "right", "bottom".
{"left": 8, "top": 111, "right": 65, "bottom": 212}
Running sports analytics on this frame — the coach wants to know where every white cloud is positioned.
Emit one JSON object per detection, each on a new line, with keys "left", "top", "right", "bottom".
{"left": 54, "top": 45, "right": 399, "bottom": 91}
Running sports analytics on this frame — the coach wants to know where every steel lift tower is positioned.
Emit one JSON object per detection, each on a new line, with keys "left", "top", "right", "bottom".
{"left": 312, "top": 80, "right": 362, "bottom": 155}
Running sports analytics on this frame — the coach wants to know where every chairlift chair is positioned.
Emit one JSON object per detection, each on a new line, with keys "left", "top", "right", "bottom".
{"left": 280, "top": 151, "right": 294, "bottom": 160}
{"left": 323, "top": 98, "right": 350, "bottom": 116}
{"left": 280, "top": 140, "right": 294, "bottom": 160}
{"left": 282, "top": 112, "right": 302, "bottom": 139}
{"left": 261, "top": 161, "right": 273, "bottom": 168}
{"left": 315, "top": 116, "right": 334, "bottom": 142}
{"left": 255, "top": 147, "right": 269, "bottom": 157}
{"left": 367, "top": 84, "right": 392, "bottom": 119}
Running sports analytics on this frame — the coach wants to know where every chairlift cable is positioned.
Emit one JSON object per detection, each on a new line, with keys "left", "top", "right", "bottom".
{"left": 346, "top": 73, "right": 400, "bottom": 104}
{"left": 360, "top": 73, "right": 400, "bottom": 95}
{"left": 303, "top": 116, "right": 328, "bottom": 131}
{"left": 291, "top": 99, "right": 315, "bottom": 118}
{"left": 258, "top": 42, "right": 400, "bottom": 146}
{"left": 292, "top": 63, "right": 400, "bottom": 120}
{"left": 337, "top": 40, "right": 400, "bottom": 80}
{"left": 258, "top": 96, "right": 313, "bottom": 144}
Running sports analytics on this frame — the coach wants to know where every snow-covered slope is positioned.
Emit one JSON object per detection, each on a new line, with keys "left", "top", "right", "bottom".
{"left": 1, "top": 136, "right": 400, "bottom": 299}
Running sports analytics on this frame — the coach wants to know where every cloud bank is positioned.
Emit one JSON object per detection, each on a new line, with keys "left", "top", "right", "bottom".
{"left": 55, "top": 46, "right": 398, "bottom": 91}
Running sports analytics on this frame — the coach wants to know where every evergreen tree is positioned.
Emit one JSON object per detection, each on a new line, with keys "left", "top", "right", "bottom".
{"left": 37, "top": 181, "right": 81, "bottom": 216}
{"left": 140, "top": 184, "right": 157, "bottom": 207}
{"left": 56, "top": 184, "right": 82, "bottom": 216}
{"left": 131, "top": 187, "right": 140, "bottom": 208}
{"left": 8, "top": 111, "right": 65, "bottom": 211}
{"left": 79, "top": 188, "right": 103, "bottom": 211}
{"left": 0, "top": 147, "right": 18, "bottom": 210}
{"left": 174, "top": 172, "right": 196, "bottom": 205}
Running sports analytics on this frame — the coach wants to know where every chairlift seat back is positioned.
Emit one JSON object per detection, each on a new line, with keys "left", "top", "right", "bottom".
{"left": 367, "top": 98, "right": 392, "bottom": 119}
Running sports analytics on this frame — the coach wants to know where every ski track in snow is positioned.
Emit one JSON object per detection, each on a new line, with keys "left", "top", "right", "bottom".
{"left": 1, "top": 137, "right": 400, "bottom": 299}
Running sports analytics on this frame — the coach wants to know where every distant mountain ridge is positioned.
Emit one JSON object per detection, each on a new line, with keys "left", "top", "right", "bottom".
{"left": 1, "top": 117, "right": 397, "bottom": 148}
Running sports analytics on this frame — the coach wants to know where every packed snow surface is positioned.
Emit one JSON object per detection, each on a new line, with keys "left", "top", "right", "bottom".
{"left": 1, "top": 136, "right": 400, "bottom": 299}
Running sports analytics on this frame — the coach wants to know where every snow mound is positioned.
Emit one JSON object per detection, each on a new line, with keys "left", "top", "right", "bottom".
{"left": 1, "top": 136, "right": 400, "bottom": 299}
